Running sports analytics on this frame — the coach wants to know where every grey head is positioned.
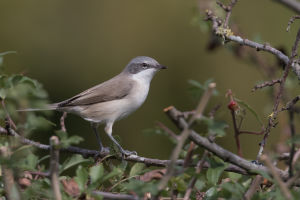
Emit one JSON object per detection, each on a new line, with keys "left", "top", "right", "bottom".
{"left": 122, "top": 56, "right": 167, "bottom": 75}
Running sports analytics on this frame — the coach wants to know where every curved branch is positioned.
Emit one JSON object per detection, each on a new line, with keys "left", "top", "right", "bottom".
{"left": 164, "top": 106, "right": 300, "bottom": 185}
{"left": 274, "top": 0, "right": 300, "bottom": 14}
{"left": 0, "top": 126, "right": 248, "bottom": 175}
{"left": 205, "top": 10, "right": 300, "bottom": 79}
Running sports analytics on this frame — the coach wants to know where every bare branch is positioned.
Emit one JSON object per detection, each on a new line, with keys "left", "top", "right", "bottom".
{"left": 205, "top": 10, "right": 300, "bottom": 79}
{"left": 60, "top": 112, "right": 67, "bottom": 132}
{"left": 183, "top": 151, "right": 208, "bottom": 200}
{"left": 92, "top": 191, "right": 138, "bottom": 200}
{"left": 244, "top": 175, "right": 263, "bottom": 200}
{"left": 260, "top": 154, "right": 292, "bottom": 200}
{"left": 252, "top": 79, "right": 282, "bottom": 91}
{"left": 0, "top": 146, "right": 21, "bottom": 200}
{"left": 280, "top": 95, "right": 300, "bottom": 112}
{"left": 158, "top": 83, "right": 216, "bottom": 192}
{"left": 50, "top": 136, "right": 62, "bottom": 200}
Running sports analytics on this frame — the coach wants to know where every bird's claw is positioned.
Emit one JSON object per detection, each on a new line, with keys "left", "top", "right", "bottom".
{"left": 95, "top": 147, "right": 110, "bottom": 157}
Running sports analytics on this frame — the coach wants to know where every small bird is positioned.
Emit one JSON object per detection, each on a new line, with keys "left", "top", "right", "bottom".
{"left": 20, "top": 56, "right": 166, "bottom": 157}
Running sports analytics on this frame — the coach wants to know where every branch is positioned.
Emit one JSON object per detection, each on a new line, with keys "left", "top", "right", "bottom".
{"left": 158, "top": 82, "right": 216, "bottom": 191}
{"left": 92, "top": 191, "right": 138, "bottom": 200}
{"left": 261, "top": 154, "right": 292, "bottom": 200}
{"left": 164, "top": 106, "right": 300, "bottom": 185}
{"left": 280, "top": 95, "right": 300, "bottom": 112}
{"left": 205, "top": 10, "right": 300, "bottom": 79}
{"left": 50, "top": 136, "right": 62, "bottom": 200}
{"left": 243, "top": 175, "right": 263, "bottom": 200}
{"left": 252, "top": 79, "right": 282, "bottom": 91}
{"left": 274, "top": 0, "right": 300, "bottom": 14}
{"left": 0, "top": 146, "right": 21, "bottom": 200}
{"left": 60, "top": 112, "right": 67, "bottom": 132}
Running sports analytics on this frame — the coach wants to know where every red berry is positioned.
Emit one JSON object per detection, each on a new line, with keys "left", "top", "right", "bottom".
{"left": 228, "top": 100, "right": 238, "bottom": 111}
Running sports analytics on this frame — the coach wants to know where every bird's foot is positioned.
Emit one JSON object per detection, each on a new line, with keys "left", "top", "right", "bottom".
{"left": 95, "top": 147, "right": 110, "bottom": 157}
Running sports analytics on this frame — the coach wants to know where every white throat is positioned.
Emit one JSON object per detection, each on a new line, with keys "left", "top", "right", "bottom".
{"left": 130, "top": 68, "right": 157, "bottom": 84}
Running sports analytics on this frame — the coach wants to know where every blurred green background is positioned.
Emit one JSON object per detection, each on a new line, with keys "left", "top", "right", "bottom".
{"left": 0, "top": 0, "right": 298, "bottom": 159}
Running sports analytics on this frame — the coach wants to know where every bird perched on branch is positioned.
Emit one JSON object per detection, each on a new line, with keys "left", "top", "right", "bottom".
{"left": 19, "top": 56, "right": 167, "bottom": 157}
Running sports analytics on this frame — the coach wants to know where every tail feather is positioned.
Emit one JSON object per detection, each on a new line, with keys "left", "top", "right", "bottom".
{"left": 17, "top": 103, "right": 59, "bottom": 112}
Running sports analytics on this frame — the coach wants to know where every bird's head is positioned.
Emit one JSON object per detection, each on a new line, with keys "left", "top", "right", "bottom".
{"left": 123, "top": 56, "right": 167, "bottom": 82}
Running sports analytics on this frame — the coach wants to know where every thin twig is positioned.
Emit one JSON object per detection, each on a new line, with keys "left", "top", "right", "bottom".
{"left": 60, "top": 112, "right": 67, "bottom": 132}
{"left": 157, "top": 83, "right": 216, "bottom": 192}
{"left": 92, "top": 191, "right": 138, "bottom": 200}
{"left": 231, "top": 109, "right": 242, "bottom": 157}
{"left": 288, "top": 109, "right": 296, "bottom": 177}
{"left": 183, "top": 151, "right": 208, "bottom": 200}
{"left": 252, "top": 79, "right": 282, "bottom": 91}
{"left": 216, "top": 0, "right": 238, "bottom": 28}
{"left": 243, "top": 175, "right": 263, "bottom": 200}
{"left": 1, "top": 99, "right": 17, "bottom": 130}
{"left": 156, "top": 121, "right": 179, "bottom": 141}
{"left": 280, "top": 95, "right": 300, "bottom": 112}
{"left": 50, "top": 136, "right": 62, "bottom": 200}
{"left": 257, "top": 20, "right": 300, "bottom": 159}
{"left": 260, "top": 154, "right": 292, "bottom": 200}
{"left": 287, "top": 15, "right": 300, "bottom": 32}
{"left": 205, "top": 10, "right": 300, "bottom": 79}
{"left": 0, "top": 146, "right": 21, "bottom": 200}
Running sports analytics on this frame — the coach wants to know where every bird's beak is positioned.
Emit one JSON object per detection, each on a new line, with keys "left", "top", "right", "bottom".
{"left": 157, "top": 64, "right": 167, "bottom": 70}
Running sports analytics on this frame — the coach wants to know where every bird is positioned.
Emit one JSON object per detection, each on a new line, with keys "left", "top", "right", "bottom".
{"left": 19, "top": 56, "right": 167, "bottom": 157}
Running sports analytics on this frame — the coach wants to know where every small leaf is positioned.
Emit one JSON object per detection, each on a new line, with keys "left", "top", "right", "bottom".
{"left": 129, "top": 163, "right": 146, "bottom": 177}
{"left": 60, "top": 155, "right": 92, "bottom": 174}
{"left": 56, "top": 130, "right": 83, "bottom": 148}
{"left": 235, "top": 98, "right": 263, "bottom": 126}
{"left": 89, "top": 164, "right": 104, "bottom": 184}
{"left": 74, "top": 166, "right": 89, "bottom": 192}
{"left": 207, "top": 165, "right": 227, "bottom": 185}
{"left": 202, "top": 117, "right": 228, "bottom": 137}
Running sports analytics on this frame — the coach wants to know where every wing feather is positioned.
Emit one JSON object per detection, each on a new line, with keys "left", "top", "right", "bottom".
{"left": 57, "top": 75, "right": 133, "bottom": 107}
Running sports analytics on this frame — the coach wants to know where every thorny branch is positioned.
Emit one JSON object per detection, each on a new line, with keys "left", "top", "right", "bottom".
{"left": 257, "top": 16, "right": 300, "bottom": 158}
{"left": 205, "top": 10, "right": 300, "bottom": 79}
{"left": 157, "top": 83, "right": 216, "bottom": 192}
{"left": 252, "top": 79, "right": 282, "bottom": 91}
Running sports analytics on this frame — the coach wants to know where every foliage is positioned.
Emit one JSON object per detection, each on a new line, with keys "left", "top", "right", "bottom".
{"left": 1, "top": 0, "right": 300, "bottom": 198}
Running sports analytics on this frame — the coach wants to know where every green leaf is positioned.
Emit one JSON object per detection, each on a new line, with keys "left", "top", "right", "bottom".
{"left": 101, "top": 167, "right": 124, "bottom": 183}
{"left": 207, "top": 165, "right": 226, "bottom": 185}
{"left": 206, "top": 156, "right": 228, "bottom": 185}
{"left": 202, "top": 116, "right": 228, "bottom": 137}
{"left": 89, "top": 164, "right": 104, "bottom": 184}
{"left": 235, "top": 98, "right": 263, "bottom": 126}
{"left": 60, "top": 154, "right": 92, "bottom": 174}
{"left": 56, "top": 130, "right": 83, "bottom": 148}
{"left": 123, "top": 179, "right": 158, "bottom": 197}
{"left": 129, "top": 163, "right": 146, "bottom": 177}
{"left": 75, "top": 165, "right": 89, "bottom": 192}
{"left": 0, "top": 88, "right": 6, "bottom": 99}
{"left": 205, "top": 186, "right": 218, "bottom": 200}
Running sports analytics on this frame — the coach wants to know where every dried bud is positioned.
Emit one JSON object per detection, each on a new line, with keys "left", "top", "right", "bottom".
{"left": 227, "top": 100, "right": 238, "bottom": 111}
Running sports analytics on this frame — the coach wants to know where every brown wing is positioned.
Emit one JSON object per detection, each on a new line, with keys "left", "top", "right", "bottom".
{"left": 57, "top": 75, "right": 133, "bottom": 107}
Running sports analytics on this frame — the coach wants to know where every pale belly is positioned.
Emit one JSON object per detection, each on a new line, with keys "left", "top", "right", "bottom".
{"left": 70, "top": 82, "right": 150, "bottom": 124}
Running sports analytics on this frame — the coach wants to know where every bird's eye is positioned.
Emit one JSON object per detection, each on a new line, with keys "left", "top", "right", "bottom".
{"left": 142, "top": 63, "right": 148, "bottom": 69}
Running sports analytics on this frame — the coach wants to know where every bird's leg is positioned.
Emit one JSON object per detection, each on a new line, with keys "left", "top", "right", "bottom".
{"left": 91, "top": 123, "right": 105, "bottom": 153}
{"left": 105, "top": 122, "right": 137, "bottom": 157}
